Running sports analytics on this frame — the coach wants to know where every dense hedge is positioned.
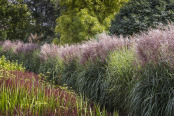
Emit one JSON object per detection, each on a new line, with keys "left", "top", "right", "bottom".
{"left": 109, "top": 0, "right": 174, "bottom": 36}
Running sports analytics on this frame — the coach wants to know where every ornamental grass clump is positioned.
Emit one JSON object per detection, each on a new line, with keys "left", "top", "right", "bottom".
{"left": 129, "top": 63, "right": 174, "bottom": 116}
{"left": 129, "top": 24, "right": 174, "bottom": 116}
{"left": 105, "top": 49, "right": 138, "bottom": 112}
{"left": 79, "top": 34, "right": 131, "bottom": 64}
{"left": 72, "top": 60, "right": 107, "bottom": 104}
{"left": 135, "top": 24, "right": 174, "bottom": 67}
{"left": 40, "top": 43, "right": 80, "bottom": 62}
{"left": 38, "top": 57, "right": 64, "bottom": 84}
{"left": 40, "top": 33, "right": 131, "bottom": 64}
{"left": 2, "top": 40, "right": 39, "bottom": 54}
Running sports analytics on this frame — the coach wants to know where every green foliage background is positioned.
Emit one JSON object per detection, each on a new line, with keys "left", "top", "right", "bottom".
{"left": 24, "top": 0, "right": 61, "bottom": 43}
{"left": 55, "top": 0, "right": 129, "bottom": 44}
{"left": 0, "top": 0, "right": 60, "bottom": 42}
{"left": 109, "top": 0, "right": 174, "bottom": 36}
{"left": 0, "top": 0, "right": 31, "bottom": 40}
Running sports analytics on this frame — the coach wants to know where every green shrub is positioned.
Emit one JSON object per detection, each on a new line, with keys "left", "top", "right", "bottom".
{"left": 129, "top": 63, "right": 174, "bottom": 116}
{"left": 109, "top": 0, "right": 174, "bottom": 36}
{"left": 0, "top": 55, "right": 25, "bottom": 71}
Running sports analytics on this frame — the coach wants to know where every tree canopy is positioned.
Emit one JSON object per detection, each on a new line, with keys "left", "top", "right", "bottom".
{"left": 109, "top": 0, "right": 174, "bottom": 36}
{"left": 0, "top": 0, "right": 61, "bottom": 42}
{"left": 55, "top": 0, "right": 129, "bottom": 44}
{"left": 24, "top": 0, "right": 61, "bottom": 42}
{"left": 0, "top": 0, "right": 31, "bottom": 40}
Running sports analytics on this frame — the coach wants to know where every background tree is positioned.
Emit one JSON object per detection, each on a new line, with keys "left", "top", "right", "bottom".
{"left": 0, "top": 0, "right": 31, "bottom": 40}
{"left": 109, "top": 0, "right": 174, "bottom": 37}
{"left": 24, "top": 0, "right": 61, "bottom": 43}
{"left": 54, "top": 0, "right": 129, "bottom": 44}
